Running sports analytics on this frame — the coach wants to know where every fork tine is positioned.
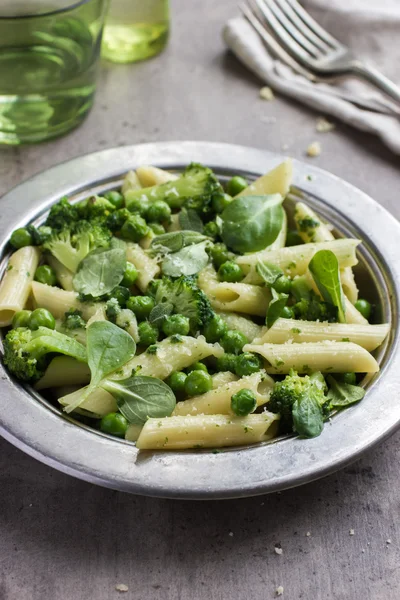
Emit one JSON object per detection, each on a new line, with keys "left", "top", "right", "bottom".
{"left": 263, "top": 0, "right": 322, "bottom": 58}
{"left": 277, "top": 0, "right": 334, "bottom": 54}
{"left": 284, "top": 0, "right": 342, "bottom": 50}
{"left": 239, "top": 2, "right": 316, "bottom": 81}
{"left": 253, "top": 0, "right": 316, "bottom": 62}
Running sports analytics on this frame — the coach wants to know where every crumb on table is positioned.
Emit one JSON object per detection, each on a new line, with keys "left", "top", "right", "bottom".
{"left": 307, "top": 141, "right": 322, "bottom": 157}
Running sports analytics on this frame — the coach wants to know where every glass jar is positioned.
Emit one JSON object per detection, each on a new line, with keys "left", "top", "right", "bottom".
{"left": 102, "top": 0, "right": 170, "bottom": 63}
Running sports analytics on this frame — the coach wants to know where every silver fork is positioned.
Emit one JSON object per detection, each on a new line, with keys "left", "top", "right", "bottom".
{"left": 249, "top": 0, "right": 400, "bottom": 104}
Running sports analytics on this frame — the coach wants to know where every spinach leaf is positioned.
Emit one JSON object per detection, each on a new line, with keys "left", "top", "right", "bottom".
{"left": 161, "top": 241, "right": 210, "bottom": 277}
{"left": 309, "top": 250, "right": 346, "bottom": 323}
{"left": 257, "top": 260, "right": 284, "bottom": 286}
{"left": 151, "top": 231, "right": 207, "bottom": 254}
{"left": 292, "top": 394, "right": 324, "bottom": 438}
{"left": 149, "top": 302, "right": 174, "bottom": 326}
{"left": 102, "top": 375, "right": 176, "bottom": 425}
{"left": 73, "top": 239, "right": 126, "bottom": 297}
{"left": 179, "top": 208, "right": 204, "bottom": 233}
{"left": 220, "top": 194, "right": 284, "bottom": 253}
{"left": 266, "top": 288, "right": 288, "bottom": 328}
{"left": 326, "top": 375, "right": 365, "bottom": 408}
{"left": 64, "top": 321, "right": 136, "bottom": 413}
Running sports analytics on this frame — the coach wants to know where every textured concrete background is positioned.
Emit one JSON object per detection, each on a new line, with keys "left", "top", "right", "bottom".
{"left": 1, "top": 1, "right": 400, "bottom": 599}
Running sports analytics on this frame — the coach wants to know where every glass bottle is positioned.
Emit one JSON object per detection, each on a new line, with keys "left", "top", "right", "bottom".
{"left": 102, "top": 0, "right": 170, "bottom": 63}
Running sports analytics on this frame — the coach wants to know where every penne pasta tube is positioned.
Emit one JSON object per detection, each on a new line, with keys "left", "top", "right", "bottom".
{"left": 125, "top": 424, "right": 143, "bottom": 442}
{"left": 136, "top": 165, "right": 178, "bottom": 187}
{"left": 136, "top": 413, "right": 279, "bottom": 450}
{"left": 211, "top": 371, "right": 239, "bottom": 388}
{"left": 58, "top": 386, "right": 117, "bottom": 417}
{"left": 244, "top": 342, "right": 379, "bottom": 374}
{"left": 35, "top": 356, "right": 91, "bottom": 390}
{"left": 125, "top": 242, "right": 160, "bottom": 292}
{"left": 237, "top": 239, "right": 360, "bottom": 282}
{"left": 0, "top": 246, "right": 41, "bottom": 326}
{"left": 236, "top": 159, "right": 292, "bottom": 198}
{"left": 46, "top": 255, "right": 74, "bottom": 291}
{"left": 173, "top": 370, "right": 274, "bottom": 416}
{"left": 121, "top": 170, "right": 142, "bottom": 195}
{"left": 340, "top": 268, "right": 359, "bottom": 305}
{"left": 198, "top": 267, "right": 270, "bottom": 316}
{"left": 259, "top": 318, "right": 390, "bottom": 351}
{"left": 31, "top": 281, "right": 104, "bottom": 321}
{"left": 216, "top": 310, "right": 263, "bottom": 342}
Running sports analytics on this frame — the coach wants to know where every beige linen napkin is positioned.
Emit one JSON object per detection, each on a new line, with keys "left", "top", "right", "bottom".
{"left": 223, "top": 0, "right": 400, "bottom": 154}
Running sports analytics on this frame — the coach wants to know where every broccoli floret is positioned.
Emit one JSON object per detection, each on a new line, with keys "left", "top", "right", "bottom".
{"left": 105, "top": 298, "right": 120, "bottom": 323}
{"left": 293, "top": 292, "right": 338, "bottom": 322}
{"left": 63, "top": 309, "right": 86, "bottom": 330}
{"left": 3, "top": 327, "right": 87, "bottom": 383}
{"left": 269, "top": 370, "right": 327, "bottom": 434}
{"left": 43, "top": 220, "right": 111, "bottom": 273}
{"left": 77, "top": 195, "right": 116, "bottom": 220}
{"left": 124, "top": 163, "right": 223, "bottom": 214}
{"left": 45, "top": 197, "right": 80, "bottom": 230}
{"left": 151, "top": 275, "right": 214, "bottom": 332}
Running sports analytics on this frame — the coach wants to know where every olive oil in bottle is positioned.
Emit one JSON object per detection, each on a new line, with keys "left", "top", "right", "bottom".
{"left": 102, "top": 0, "right": 170, "bottom": 63}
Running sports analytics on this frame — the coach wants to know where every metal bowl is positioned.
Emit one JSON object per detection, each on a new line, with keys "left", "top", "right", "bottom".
{"left": 0, "top": 141, "right": 399, "bottom": 499}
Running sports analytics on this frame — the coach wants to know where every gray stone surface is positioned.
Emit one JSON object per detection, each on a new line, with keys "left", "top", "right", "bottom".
{"left": 1, "top": 1, "right": 400, "bottom": 599}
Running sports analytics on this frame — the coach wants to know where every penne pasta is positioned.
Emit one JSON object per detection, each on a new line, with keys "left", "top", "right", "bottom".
{"left": 125, "top": 424, "right": 143, "bottom": 442}
{"left": 244, "top": 341, "right": 379, "bottom": 374}
{"left": 216, "top": 310, "right": 263, "bottom": 342}
{"left": 31, "top": 281, "right": 103, "bottom": 321}
{"left": 259, "top": 318, "right": 390, "bottom": 351}
{"left": 136, "top": 413, "right": 279, "bottom": 450}
{"left": 58, "top": 386, "right": 117, "bottom": 417}
{"left": 121, "top": 170, "right": 142, "bottom": 195}
{"left": 46, "top": 255, "right": 74, "bottom": 291}
{"left": 35, "top": 356, "right": 91, "bottom": 390}
{"left": 173, "top": 370, "right": 274, "bottom": 416}
{"left": 125, "top": 242, "right": 160, "bottom": 292}
{"left": 236, "top": 159, "right": 292, "bottom": 198}
{"left": 211, "top": 371, "right": 239, "bottom": 388}
{"left": 136, "top": 165, "right": 178, "bottom": 187}
{"left": 0, "top": 246, "right": 41, "bottom": 326}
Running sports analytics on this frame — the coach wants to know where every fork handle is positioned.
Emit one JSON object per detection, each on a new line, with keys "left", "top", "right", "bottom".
{"left": 350, "top": 61, "right": 400, "bottom": 105}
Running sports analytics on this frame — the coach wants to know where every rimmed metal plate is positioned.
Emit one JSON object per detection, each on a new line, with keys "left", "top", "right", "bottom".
{"left": 0, "top": 141, "right": 399, "bottom": 499}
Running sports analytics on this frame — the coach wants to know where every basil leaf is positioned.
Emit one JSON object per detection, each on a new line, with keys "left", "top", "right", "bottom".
{"left": 73, "top": 239, "right": 126, "bottom": 297}
{"left": 326, "top": 375, "right": 365, "bottom": 408}
{"left": 309, "top": 250, "right": 346, "bottom": 323}
{"left": 102, "top": 375, "right": 176, "bottom": 425}
{"left": 161, "top": 241, "right": 210, "bottom": 277}
{"left": 179, "top": 208, "right": 204, "bottom": 233}
{"left": 257, "top": 260, "right": 284, "bottom": 286}
{"left": 149, "top": 302, "right": 174, "bottom": 326}
{"left": 151, "top": 231, "right": 207, "bottom": 254}
{"left": 292, "top": 394, "right": 324, "bottom": 438}
{"left": 266, "top": 288, "right": 288, "bottom": 328}
{"left": 220, "top": 194, "right": 284, "bottom": 253}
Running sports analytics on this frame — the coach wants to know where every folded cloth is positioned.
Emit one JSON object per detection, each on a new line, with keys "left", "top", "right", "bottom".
{"left": 223, "top": 0, "right": 400, "bottom": 154}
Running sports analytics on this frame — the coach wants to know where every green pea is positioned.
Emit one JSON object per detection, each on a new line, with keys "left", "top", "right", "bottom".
{"left": 341, "top": 372, "right": 357, "bottom": 385}
{"left": 272, "top": 275, "right": 292, "bottom": 294}
{"left": 291, "top": 277, "right": 312, "bottom": 301}
{"left": 34, "top": 265, "right": 57, "bottom": 287}
{"left": 185, "top": 370, "right": 213, "bottom": 397}
{"left": 280, "top": 306, "right": 295, "bottom": 319}
{"left": 138, "top": 321, "right": 159, "bottom": 346}
{"left": 10, "top": 227, "right": 33, "bottom": 249}
{"left": 109, "top": 286, "right": 130, "bottom": 307}
{"left": 103, "top": 191, "right": 124, "bottom": 209}
{"left": 121, "top": 263, "right": 138, "bottom": 287}
{"left": 148, "top": 222, "right": 166, "bottom": 235}
{"left": 12, "top": 310, "right": 32, "bottom": 329}
{"left": 106, "top": 208, "right": 131, "bottom": 231}
{"left": 221, "top": 330, "right": 248, "bottom": 355}
{"left": 28, "top": 308, "right": 55, "bottom": 330}
{"left": 235, "top": 352, "right": 263, "bottom": 377}
{"left": 231, "top": 389, "right": 257, "bottom": 416}
{"left": 203, "top": 314, "right": 228, "bottom": 343}
{"left": 162, "top": 314, "right": 190, "bottom": 337}
{"left": 226, "top": 175, "right": 248, "bottom": 197}
{"left": 286, "top": 230, "right": 304, "bottom": 247}
{"left": 127, "top": 296, "right": 155, "bottom": 320}
{"left": 210, "top": 243, "right": 235, "bottom": 270}
{"left": 212, "top": 192, "right": 233, "bottom": 214}
{"left": 187, "top": 362, "right": 208, "bottom": 374}
{"left": 218, "top": 261, "right": 244, "bottom": 283}
{"left": 100, "top": 412, "right": 128, "bottom": 437}
{"left": 146, "top": 200, "right": 171, "bottom": 223}
{"left": 216, "top": 353, "right": 237, "bottom": 373}
{"left": 121, "top": 215, "right": 149, "bottom": 242}
{"left": 128, "top": 198, "right": 150, "bottom": 217}
{"left": 354, "top": 299, "right": 372, "bottom": 321}
{"left": 167, "top": 371, "right": 187, "bottom": 395}
{"left": 30, "top": 225, "right": 52, "bottom": 245}
{"left": 203, "top": 221, "right": 220, "bottom": 238}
